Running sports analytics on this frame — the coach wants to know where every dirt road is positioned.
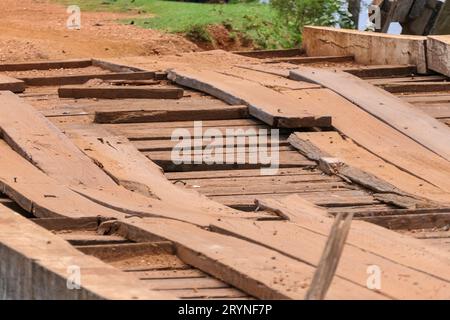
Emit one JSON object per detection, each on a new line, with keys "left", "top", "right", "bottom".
{"left": 0, "top": 0, "right": 199, "bottom": 62}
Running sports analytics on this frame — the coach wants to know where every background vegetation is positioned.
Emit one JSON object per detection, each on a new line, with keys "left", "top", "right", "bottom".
{"left": 59, "top": 0, "right": 354, "bottom": 49}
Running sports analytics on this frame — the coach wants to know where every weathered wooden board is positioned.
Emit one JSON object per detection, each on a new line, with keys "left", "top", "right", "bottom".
{"left": 250, "top": 195, "right": 450, "bottom": 279}
{"left": 427, "top": 35, "right": 450, "bottom": 77}
{"left": 69, "top": 132, "right": 242, "bottom": 216}
{"left": 0, "top": 59, "right": 92, "bottom": 71}
{"left": 20, "top": 71, "right": 156, "bottom": 86}
{"left": 289, "top": 132, "right": 450, "bottom": 205}
{"left": 0, "top": 75, "right": 25, "bottom": 92}
{"left": 302, "top": 26, "right": 427, "bottom": 73}
{"left": 0, "top": 91, "right": 115, "bottom": 188}
{"left": 94, "top": 104, "right": 248, "bottom": 124}
{"left": 58, "top": 86, "right": 184, "bottom": 99}
{"left": 167, "top": 68, "right": 331, "bottom": 128}
{"left": 0, "top": 140, "right": 125, "bottom": 219}
{"left": 282, "top": 88, "right": 450, "bottom": 192}
{"left": 110, "top": 218, "right": 385, "bottom": 300}
{"left": 290, "top": 67, "right": 450, "bottom": 161}
{"left": 262, "top": 55, "right": 354, "bottom": 65}
{"left": 211, "top": 218, "right": 450, "bottom": 299}
{"left": 0, "top": 205, "right": 173, "bottom": 300}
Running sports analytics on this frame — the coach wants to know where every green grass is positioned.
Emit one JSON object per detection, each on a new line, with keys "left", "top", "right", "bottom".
{"left": 58, "top": 0, "right": 300, "bottom": 49}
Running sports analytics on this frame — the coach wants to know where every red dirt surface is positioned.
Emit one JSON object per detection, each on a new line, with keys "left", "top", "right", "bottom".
{"left": 0, "top": 0, "right": 200, "bottom": 63}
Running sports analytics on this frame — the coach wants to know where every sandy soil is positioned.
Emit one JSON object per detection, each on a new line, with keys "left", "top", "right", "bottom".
{"left": 0, "top": 0, "right": 200, "bottom": 63}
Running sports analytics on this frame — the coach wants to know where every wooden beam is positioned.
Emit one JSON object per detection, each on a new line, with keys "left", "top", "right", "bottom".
{"left": 288, "top": 131, "right": 450, "bottom": 205}
{"left": 103, "top": 218, "right": 384, "bottom": 300}
{"left": 94, "top": 104, "right": 248, "bottom": 124}
{"left": 0, "top": 91, "right": 116, "bottom": 188}
{"left": 232, "top": 48, "right": 305, "bottom": 59}
{"left": 20, "top": 71, "right": 156, "bottom": 86}
{"left": 0, "top": 75, "right": 25, "bottom": 93}
{"left": 0, "top": 59, "right": 92, "bottom": 71}
{"left": 281, "top": 88, "right": 450, "bottom": 193}
{"left": 58, "top": 86, "right": 184, "bottom": 99}
{"left": 290, "top": 67, "right": 450, "bottom": 162}
{"left": 263, "top": 55, "right": 354, "bottom": 65}
{"left": 167, "top": 68, "right": 331, "bottom": 128}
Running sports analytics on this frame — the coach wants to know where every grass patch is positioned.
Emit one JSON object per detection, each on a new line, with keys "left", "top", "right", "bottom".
{"left": 57, "top": 0, "right": 302, "bottom": 49}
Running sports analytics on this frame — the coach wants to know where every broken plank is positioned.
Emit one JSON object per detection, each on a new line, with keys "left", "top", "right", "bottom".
{"left": 167, "top": 68, "right": 331, "bottom": 128}
{"left": 20, "top": 71, "right": 156, "bottom": 86}
{"left": 211, "top": 217, "right": 450, "bottom": 299}
{"left": 94, "top": 105, "right": 248, "bottom": 124}
{"left": 0, "top": 75, "right": 25, "bottom": 93}
{"left": 288, "top": 131, "right": 450, "bottom": 205}
{"left": 0, "top": 205, "right": 173, "bottom": 300}
{"left": 290, "top": 67, "right": 450, "bottom": 162}
{"left": 0, "top": 140, "right": 125, "bottom": 219}
{"left": 283, "top": 88, "right": 450, "bottom": 193}
{"left": 250, "top": 194, "right": 450, "bottom": 279}
{"left": 107, "top": 218, "right": 384, "bottom": 300}
{"left": 0, "top": 91, "right": 115, "bottom": 188}
{"left": 58, "top": 86, "right": 184, "bottom": 99}
{"left": 69, "top": 133, "right": 241, "bottom": 217}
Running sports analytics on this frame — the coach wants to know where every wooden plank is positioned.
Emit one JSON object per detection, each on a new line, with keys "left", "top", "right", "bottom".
{"left": 77, "top": 242, "right": 175, "bottom": 261}
{"left": 414, "top": 104, "right": 450, "bottom": 119}
{"left": 157, "top": 287, "right": 248, "bottom": 299}
{"left": 0, "top": 91, "right": 115, "bottom": 188}
{"left": 232, "top": 48, "right": 304, "bottom": 59}
{"left": 379, "top": 81, "right": 450, "bottom": 93}
{"left": 69, "top": 133, "right": 242, "bottom": 217}
{"left": 0, "top": 205, "right": 173, "bottom": 300}
{"left": 211, "top": 215, "right": 450, "bottom": 299}
{"left": 94, "top": 105, "right": 248, "bottom": 124}
{"left": 143, "top": 277, "right": 228, "bottom": 290}
{"left": 0, "top": 140, "right": 127, "bottom": 219}
{"left": 282, "top": 88, "right": 450, "bottom": 193}
{"left": 31, "top": 217, "right": 104, "bottom": 231}
{"left": 361, "top": 211, "right": 450, "bottom": 230}
{"left": 109, "top": 124, "right": 271, "bottom": 141}
{"left": 61, "top": 233, "right": 129, "bottom": 246}
{"left": 58, "top": 86, "right": 184, "bottom": 100}
{"left": 108, "top": 218, "right": 385, "bottom": 300}
{"left": 344, "top": 65, "right": 417, "bottom": 78}
{"left": 288, "top": 132, "right": 450, "bottom": 205}
{"left": 0, "top": 75, "right": 25, "bottom": 93}
{"left": 20, "top": 71, "right": 156, "bottom": 86}
{"left": 167, "top": 68, "right": 331, "bottom": 128}
{"left": 219, "top": 67, "right": 321, "bottom": 90}
{"left": 263, "top": 55, "right": 354, "bottom": 65}
{"left": 145, "top": 150, "right": 316, "bottom": 172}
{"left": 164, "top": 167, "right": 323, "bottom": 180}
{"left": 246, "top": 194, "right": 450, "bottom": 281}
{"left": 92, "top": 59, "right": 141, "bottom": 73}
{"left": 290, "top": 67, "right": 450, "bottom": 162}
{"left": 0, "top": 59, "right": 92, "bottom": 71}
{"left": 133, "top": 136, "right": 288, "bottom": 152}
